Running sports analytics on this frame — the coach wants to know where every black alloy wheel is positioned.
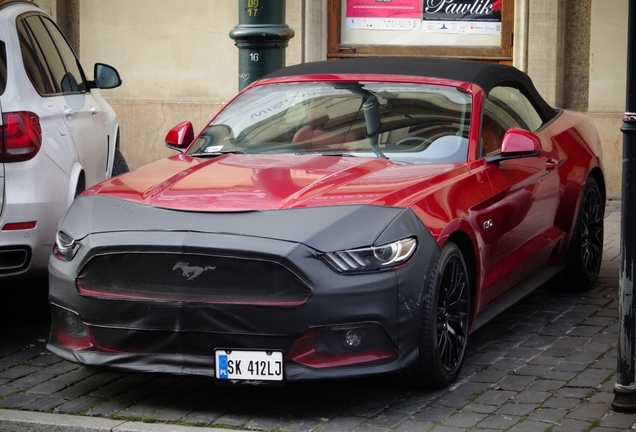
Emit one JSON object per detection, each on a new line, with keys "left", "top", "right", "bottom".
{"left": 564, "top": 176, "right": 604, "bottom": 291}
{"left": 436, "top": 251, "right": 470, "bottom": 374}
{"left": 404, "top": 241, "right": 471, "bottom": 389}
{"left": 580, "top": 183, "right": 604, "bottom": 278}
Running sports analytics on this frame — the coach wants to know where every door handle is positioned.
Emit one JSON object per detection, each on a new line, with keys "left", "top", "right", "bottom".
{"left": 546, "top": 158, "right": 559, "bottom": 170}
{"left": 89, "top": 106, "right": 98, "bottom": 116}
{"left": 63, "top": 108, "right": 76, "bottom": 118}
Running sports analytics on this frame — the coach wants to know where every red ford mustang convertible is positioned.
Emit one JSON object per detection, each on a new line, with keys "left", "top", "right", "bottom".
{"left": 48, "top": 57, "right": 605, "bottom": 388}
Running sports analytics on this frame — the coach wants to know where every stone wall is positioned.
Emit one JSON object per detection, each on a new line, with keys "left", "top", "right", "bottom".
{"left": 588, "top": 0, "right": 627, "bottom": 199}
{"left": 524, "top": 0, "right": 626, "bottom": 199}
{"left": 75, "top": 0, "right": 324, "bottom": 170}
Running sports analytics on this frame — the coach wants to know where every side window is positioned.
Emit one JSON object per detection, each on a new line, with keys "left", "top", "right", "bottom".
{"left": 22, "top": 15, "right": 67, "bottom": 93}
{"left": 18, "top": 17, "right": 56, "bottom": 95}
{"left": 19, "top": 14, "right": 86, "bottom": 95}
{"left": 487, "top": 86, "right": 543, "bottom": 132}
{"left": 0, "top": 41, "right": 6, "bottom": 95}
{"left": 480, "top": 105, "right": 507, "bottom": 156}
{"left": 41, "top": 16, "right": 86, "bottom": 93}
{"left": 480, "top": 86, "right": 543, "bottom": 156}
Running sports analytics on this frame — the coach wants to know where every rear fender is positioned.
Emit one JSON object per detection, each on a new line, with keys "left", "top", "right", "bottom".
{"left": 547, "top": 111, "right": 605, "bottom": 242}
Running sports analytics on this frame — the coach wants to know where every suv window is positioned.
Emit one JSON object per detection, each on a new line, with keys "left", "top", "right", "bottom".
{"left": 18, "top": 13, "right": 86, "bottom": 95}
{"left": 18, "top": 17, "right": 55, "bottom": 94}
{"left": 41, "top": 16, "right": 86, "bottom": 93}
{"left": 0, "top": 41, "right": 6, "bottom": 95}
{"left": 480, "top": 86, "right": 544, "bottom": 156}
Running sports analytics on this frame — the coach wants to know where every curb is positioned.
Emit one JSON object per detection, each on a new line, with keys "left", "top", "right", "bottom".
{"left": 0, "top": 409, "right": 246, "bottom": 432}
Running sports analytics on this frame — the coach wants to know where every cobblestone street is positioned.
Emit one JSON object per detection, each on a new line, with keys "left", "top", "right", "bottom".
{"left": 0, "top": 202, "right": 633, "bottom": 431}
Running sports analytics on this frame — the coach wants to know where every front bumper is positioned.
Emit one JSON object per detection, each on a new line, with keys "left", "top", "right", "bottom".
{"left": 48, "top": 197, "right": 438, "bottom": 381}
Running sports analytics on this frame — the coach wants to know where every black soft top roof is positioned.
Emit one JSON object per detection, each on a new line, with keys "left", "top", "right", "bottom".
{"left": 264, "top": 57, "right": 557, "bottom": 121}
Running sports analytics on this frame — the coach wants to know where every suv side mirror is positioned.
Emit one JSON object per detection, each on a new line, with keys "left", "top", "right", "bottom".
{"left": 92, "top": 63, "right": 122, "bottom": 89}
{"left": 486, "top": 127, "right": 541, "bottom": 164}
{"left": 165, "top": 121, "right": 194, "bottom": 152}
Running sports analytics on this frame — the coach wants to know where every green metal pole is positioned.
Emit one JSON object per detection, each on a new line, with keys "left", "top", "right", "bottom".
{"left": 229, "top": 0, "right": 295, "bottom": 90}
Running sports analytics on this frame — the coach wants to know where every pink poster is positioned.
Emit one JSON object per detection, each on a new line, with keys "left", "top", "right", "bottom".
{"left": 346, "top": 0, "right": 422, "bottom": 19}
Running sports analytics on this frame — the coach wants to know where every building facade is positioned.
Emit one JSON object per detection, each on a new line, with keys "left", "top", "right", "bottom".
{"left": 37, "top": 0, "right": 627, "bottom": 198}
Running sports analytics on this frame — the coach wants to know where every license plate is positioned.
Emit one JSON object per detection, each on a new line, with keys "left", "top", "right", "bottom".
{"left": 215, "top": 349, "right": 284, "bottom": 382}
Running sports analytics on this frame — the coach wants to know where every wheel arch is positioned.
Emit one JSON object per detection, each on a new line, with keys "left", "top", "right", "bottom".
{"left": 567, "top": 165, "right": 606, "bottom": 240}
{"left": 66, "top": 163, "right": 85, "bottom": 208}
{"left": 106, "top": 126, "right": 121, "bottom": 177}
{"left": 560, "top": 167, "right": 605, "bottom": 291}
{"left": 588, "top": 166, "right": 606, "bottom": 205}
{"left": 446, "top": 230, "right": 478, "bottom": 322}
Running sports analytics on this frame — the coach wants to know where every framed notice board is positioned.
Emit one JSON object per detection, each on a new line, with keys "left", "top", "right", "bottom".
{"left": 327, "top": 0, "right": 513, "bottom": 63}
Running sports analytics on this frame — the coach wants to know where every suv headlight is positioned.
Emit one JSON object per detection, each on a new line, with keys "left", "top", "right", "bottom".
{"left": 53, "top": 231, "right": 80, "bottom": 261}
{"left": 322, "top": 237, "right": 417, "bottom": 273}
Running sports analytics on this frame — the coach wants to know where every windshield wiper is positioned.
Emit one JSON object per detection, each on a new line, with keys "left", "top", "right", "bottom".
{"left": 189, "top": 150, "right": 247, "bottom": 157}
{"left": 318, "top": 152, "right": 356, "bottom": 157}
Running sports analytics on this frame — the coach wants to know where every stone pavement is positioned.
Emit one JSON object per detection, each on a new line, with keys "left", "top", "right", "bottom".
{"left": 0, "top": 201, "right": 634, "bottom": 431}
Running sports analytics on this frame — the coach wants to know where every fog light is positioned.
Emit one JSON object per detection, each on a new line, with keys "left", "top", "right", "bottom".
{"left": 345, "top": 330, "right": 362, "bottom": 348}
{"left": 316, "top": 322, "right": 396, "bottom": 355}
{"left": 286, "top": 323, "right": 397, "bottom": 369}
{"left": 61, "top": 310, "right": 80, "bottom": 333}
{"left": 52, "top": 306, "right": 93, "bottom": 351}
{"left": 57, "top": 309, "right": 86, "bottom": 337}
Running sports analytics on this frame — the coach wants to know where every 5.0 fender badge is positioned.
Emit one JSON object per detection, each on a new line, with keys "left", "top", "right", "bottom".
{"left": 173, "top": 262, "right": 216, "bottom": 281}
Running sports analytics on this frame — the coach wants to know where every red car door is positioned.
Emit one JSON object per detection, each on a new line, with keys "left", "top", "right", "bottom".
{"left": 477, "top": 87, "right": 562, "bottom": 303}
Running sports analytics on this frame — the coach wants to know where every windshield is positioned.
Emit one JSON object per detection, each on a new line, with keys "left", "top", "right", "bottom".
{"left": 187, "top": 82, "right": 472, "bottom": 164}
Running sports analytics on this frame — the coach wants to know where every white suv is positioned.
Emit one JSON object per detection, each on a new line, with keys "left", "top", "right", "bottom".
{"left": 0, "top": 1, "right": 126, "bottom": 279}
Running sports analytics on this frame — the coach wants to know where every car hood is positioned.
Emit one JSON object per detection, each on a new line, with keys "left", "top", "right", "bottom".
{"left": 84, "top": 154, "right": 462, "bottom": 211}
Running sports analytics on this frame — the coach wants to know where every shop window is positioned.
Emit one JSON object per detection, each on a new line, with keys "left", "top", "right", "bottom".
{"left": 327, "top": 0, "right": 513, "bottom": 63}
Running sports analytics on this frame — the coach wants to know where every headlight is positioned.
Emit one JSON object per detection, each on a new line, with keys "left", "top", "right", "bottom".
{"left": 322, "top": 237, "right": 417, "bottom": 273}
{"left": 53, "top": 231, "right": 80, "bottom": 261}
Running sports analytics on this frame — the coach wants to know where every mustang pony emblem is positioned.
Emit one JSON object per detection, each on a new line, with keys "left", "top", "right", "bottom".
{"left": 173, "top": 262, "right": 216, "bottom": 281}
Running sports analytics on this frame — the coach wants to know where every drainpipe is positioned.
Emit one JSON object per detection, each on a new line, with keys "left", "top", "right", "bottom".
{"left": 613, "top": 0, "right": 636, "bottom": 414}
{"left": 229, "top": 0, "right": 295, "bottom": 91}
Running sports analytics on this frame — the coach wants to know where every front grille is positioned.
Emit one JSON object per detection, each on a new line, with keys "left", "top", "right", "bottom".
{"left": 77, "top": 252, "right": 310, "bottom": 306}
{"left": 87, "top": 325, "right": 297, "bottom": 355}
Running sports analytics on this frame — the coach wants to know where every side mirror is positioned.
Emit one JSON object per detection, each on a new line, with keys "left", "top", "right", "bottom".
{"left": 165, "top": 121, "right": 194, "bottom": 152}
{"left": 486, "top": 127, "right": 541, "bottom": 164}
{"left": 93, "top": 63, "right": 122, "bottom": 89}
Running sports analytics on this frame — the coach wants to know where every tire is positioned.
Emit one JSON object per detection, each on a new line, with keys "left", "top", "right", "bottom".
{"left": 111, "top": 148, "right": 129, "bottom": 177}
{"left": 563, "top": 176, "right": 604, "bottom": 291}
{"left": 403, "top": 241, "right": 471, "bottom": 389}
